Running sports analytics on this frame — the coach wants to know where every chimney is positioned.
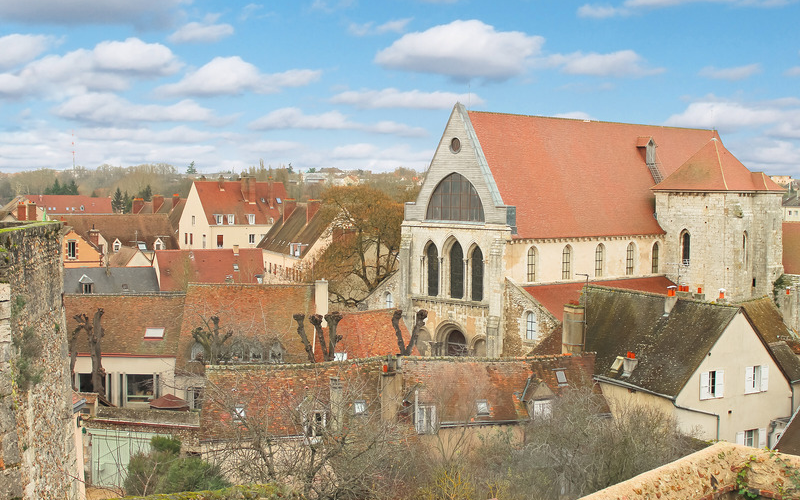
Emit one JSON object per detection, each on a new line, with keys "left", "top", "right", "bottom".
{"left": 268, "top": 181, "right": 274, "bottom": 209}
{"left": 718, "top": 288, "right": 727, "bottom": 304}
{"left": 562, "top": 301, "right": 584, "bottom": 354}
{"left": 27, "top": 202, "right": 37, "bottom": 221}
{"left": 307, "top": 199, "right": 321, "bottom": 224}
{"left": 315, "top": 279, "right": 329, "bottom": 318}
{"left": 284, "top": 198, "right": 297, "bottom": 220}
{"left": 88, "top": 227, "right": 100, "bottom": 247}
{"left": 152, "top": 194, "right": 164, "bottom": 212}
{"left": 621, "top": 352, "right": 638, "bottom": 378}
{"left": 172, "top": 193, "right": 180, "bottom": 208}
{"left": 132, "top": 197, "right": 144, "bottom": 214}
{"left": 218, "top": 175, "right": 225, "bottom": 190}
{"left": 665, "top": 286, "right": 678, "bottom": 315}
{"left": 241, "top": 176, "right": 256, "bottom": 204}
{"left": 17, "top": 203, "right": 26, "bottom": 221}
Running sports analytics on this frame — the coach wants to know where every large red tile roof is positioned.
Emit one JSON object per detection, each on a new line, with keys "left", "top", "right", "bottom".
{"left": 194, "top": 180, "right": 287, "bottom": 226}
{"left": 155, "top": 249, "right": 265, "bottom": 291}
{"left": 65, "top": 293, "right": 186, "bottom": 357}
{"left": 176, "top": 283, "right": 320, "bottom": 369}
{"left": 467, "top": 111, "right": 721, "bottom": 239}
{"left": 32, "top": 194, "right": 113, "bottom": 215}
{"left": 652, "top": 139, "right": 784, "bottom": 192}
{"left": 61, "top": 213, "right": 179, "bottom": 251}
{"left": 334, "top": 309, "right": 419, "bottom": 359}
{"left": 783, "top": 222, "right": 800, "bottom": 274}
{"left": 524, "top": 276, "right": 675, "bottom": 321}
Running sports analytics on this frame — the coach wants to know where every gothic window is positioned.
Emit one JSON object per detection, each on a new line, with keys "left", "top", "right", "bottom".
{"left": 562, "top": 245, "right": 572, "bottom": 280}
{"left": 626, "top": 242, "right": 636, "bottom": 275}
{"left": 651, "top": 242, "right": 660, "bottom": 274}
{"left": 471, "top": 246, "right": 483, "bottom": 301}
{"left": 595, "top": 244, "right": 605, "bottom": 277}
{"left": 527, "top": 247, "right": 537, "bottom": 282}
{"left": 426, "top": 173, "right": 484, "bottom": 222}
{"left": 426, "top": 243, "right": 439, "bottom": 297}
{"left": 525, "top": 312, "right": 538, "bottom": 341}
{"left": 385, "top": 291, "right": 394, "bottom": 308}
{"left": 450, "top": 242, "right": 464, "bottom": 299}
{"left": 681, "top": 231, "right": 691, "bottom": 265}
{"left": 447, "top": 330, "right": 468, "bottom": 356}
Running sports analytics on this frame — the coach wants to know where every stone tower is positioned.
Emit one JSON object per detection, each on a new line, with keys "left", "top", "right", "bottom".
{"left": 653, "top": 139, "right": 784, "bottom": 302}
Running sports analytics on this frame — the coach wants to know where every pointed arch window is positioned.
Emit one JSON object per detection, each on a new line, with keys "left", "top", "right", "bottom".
{"left": 527, "top": 247, "right": 537, "bottom": 282}
{"left": 681, "top": 231, "right": 691, "bottom": 266}
{"left": 626, "top": 242, "right": 636, "bottom": 275}
{"left": 562, "top": 245, "right": 572, "bottom": 280}
{"left": 651, "top": 242, "right": 660, "bottom": 274}
{"left": 471, "top": 247, "right": 483, "bottom": 301}
{"left": 426, "top": 173, "right": 484, "bottom": 222}
{"left": 426, "top": 243, "right": 439, "bottom": 297}
{"left": 595, "top": 244, "right": 605, "bottom": 277}
{"left": 450, "top": 242, "right": 464, "bottom": 299}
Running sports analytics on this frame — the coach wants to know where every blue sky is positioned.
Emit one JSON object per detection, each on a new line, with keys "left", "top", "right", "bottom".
{"left": 1, "top": 0, "right": 799, "bottom": 176}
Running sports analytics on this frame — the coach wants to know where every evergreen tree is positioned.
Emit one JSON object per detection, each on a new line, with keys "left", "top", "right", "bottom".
{"left": 111, "top": 188, "right": 124, "bottom": 213}
{"left": 123, "top": 191, "right": 131, "bottom": 214}
{"left": 137, "top": 184, "right": 152, "bottom": 201}
{"left": 187, "top": 161, "right": 197, "bottom": 175}
{"left": 45, "top": 179, "right": 61, "bottom": 195}
{"left": 66, "top": 179, "right": 79, "bottom": 195}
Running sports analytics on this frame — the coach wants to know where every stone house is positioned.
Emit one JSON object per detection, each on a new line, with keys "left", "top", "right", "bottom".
{"left": 575, "top": 286, "right": 800, "bottom": 446}
{"left": 178, "top": 177, "right": 285, "bottom": 251}
{"left": 391, "top": 103, "right": 783, "bottom": 359}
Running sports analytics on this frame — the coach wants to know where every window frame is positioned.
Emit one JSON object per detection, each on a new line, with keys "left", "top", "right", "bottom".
{"left": 700, "top": 369, "right": 724, "bottom": 400}
{"left": 67, "top": 240, "right": 77, "bottom": 259}
{"left": 561, "top": 245, "right": 572, "bottom": 280}
{"left": 651, "top": 242, "right": 660, "bottom": 274}
{"left": 525, "top": 311, "right": 538, "bottom": 341}
{"left": 681, "top": 231, "right": 691, "bottom": 266}
{"left": 415, "top": 404, "right": 437, "bottom": 434}
{"left": 248, "top": 214, "right": 255, "bottom": 225}
{"left": 595, "top": 244, "right": 604, "bottom": 277}
{"left": 425, "top": 172, "right": 485, "bottom": 222}
{"left": 426, "top": 243, "right": 439, "bottom": 297}
{"left": 527, "top": 247, "right": 537, "bottom": 282}
{"left": 471, "top": 246, "right": 483, "bottom": 301}
{"left": 449, "top": 241, "right": 464, "bottom": 299}
{"left": 227, "top": 214, "right": 235, "bottom": 225}
{"left": 626, "top": 242, "right": 636, "bottom": 275}
{"left": 744, "top": 365, "right": 768, "bottom": 394}
{"left": 215, "top": 214, "right": 223, "bottom": 225}
{"left": 532, "top": 399, "right": 553, "bottom": 420}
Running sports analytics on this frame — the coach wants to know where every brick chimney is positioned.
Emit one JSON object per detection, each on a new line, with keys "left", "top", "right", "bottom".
{"left": 284, "top": 198, "right": 297, "bottom": 220}
{"left": 562, "top": 301, "right": 584, "bottom": 354}
{"left": 268, "top": 181, "right": 274, "bottom": 209}
{"left": 218, "top": 175, "right": 225, "bottom": 190}
{"left": 132, "top": 197, "right": 144, "bottom": 214}
{"left": 88, "top": 227, "right": 101, "bottom": 247}
{"left": 152, "top": 194, "right": 164, "bottom": 212}
{"left": 17, "top": 203, "right": 26, "bottom": 221}
{"left": 241, "top": 176, "right": 256, "bottom": 204}
{"left": 172, "top": 193, "right": 180, "bottom": 208}
{"left": 307, "top": 199, "right": 321, "bottom": 224}
{"left": 27, "top": 202, "right": 37, "bottom": 221}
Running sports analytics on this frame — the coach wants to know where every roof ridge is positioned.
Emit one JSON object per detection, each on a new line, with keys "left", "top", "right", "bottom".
{"left": 713, "top": 139, "right": 729, "bottom": 191}
{"left": 467, "top": 109, "right": 715, "bottom": 132}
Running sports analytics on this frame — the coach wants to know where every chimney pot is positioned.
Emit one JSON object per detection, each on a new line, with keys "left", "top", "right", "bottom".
{"left": 719, "top": 288, "right": 726, "bottom": 299}
{"left": 667, "top": 285, "right": 676, "bottom": 297}
{"left": 786, "top": 287, "right": 792, "bottom": 295}
{"left": 172, "top": 193, "right": 180, "bottom": 208}
{"left": 562, "top": 302, "right": 585, "bottom": 355}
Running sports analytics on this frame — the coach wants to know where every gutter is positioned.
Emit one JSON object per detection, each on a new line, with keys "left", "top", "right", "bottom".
{"left": 673, "top": 404, "right": 720, "bottom": 442}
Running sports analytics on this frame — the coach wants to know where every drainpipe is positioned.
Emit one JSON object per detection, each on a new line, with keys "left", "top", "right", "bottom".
{"left": 673, "top": 403, "right": 720, "bottom": 442}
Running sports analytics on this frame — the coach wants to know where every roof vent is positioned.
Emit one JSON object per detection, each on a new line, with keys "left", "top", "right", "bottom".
{"left": 621, "top": 352, "right": 638, "bottom": 378}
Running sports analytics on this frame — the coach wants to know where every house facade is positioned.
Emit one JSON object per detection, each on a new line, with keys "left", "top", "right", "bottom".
{"left": 394, "top": 104, "right": 784, "bottom": 359}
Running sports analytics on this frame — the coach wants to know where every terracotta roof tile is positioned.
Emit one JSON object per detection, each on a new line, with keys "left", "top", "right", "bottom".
{"left": 524, "top": 276, "right": 675, "bottom": 321}
{"left": 155, "top": 249, "right": 265, "bottom": 291}
{"left": 62, "top": 213, "right": 179, "bottom": 251}
{"left": 65, "top": 293, "right": 185, "bottom": 357}
{"left": 467, "top": 111, "right": 720, "bottom": 238}
{"left": 258, "top": 203, "right": 332, "bottom": 256}
{"left": 334, "top": 309, "right": 419, "bottom": 358}
{"left": 195, "top": 180, "right": 286, "bottom": 226}
{"left": 652, "top": 139, "right": 785, "bottom": 192}
{"left": 31, "top": 194, "right": 113, "bottom": 215}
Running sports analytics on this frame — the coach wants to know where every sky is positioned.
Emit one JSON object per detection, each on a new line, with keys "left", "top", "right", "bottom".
{"left": 0, "top": 0, "right": 799, "bottom": 176}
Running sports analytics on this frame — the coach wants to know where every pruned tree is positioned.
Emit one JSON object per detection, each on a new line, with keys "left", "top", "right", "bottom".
{"left": 293, "top": 314, "right": 316, "bottom": 363}
{"left": 294, "top": 312, "right": 344, "bottom": 362}
{"left": 392, "top": 309, "right": 427, "bottom": 355}
{"left": 192, "top": 315, "right": 233, "bottom": 365}
{"left": 68, "top": 323, "right": 82, "bottom": 389}
{"left": 73, "top": 308, "right": 106, "bottom": 397}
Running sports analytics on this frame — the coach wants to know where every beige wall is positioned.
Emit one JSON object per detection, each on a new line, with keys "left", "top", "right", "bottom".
{"left": 63, "top": 230, "right": 103, "bottom": 268}
{"left": 178, "top": 183, "right": 212, "bottom": 249}
{"left": 675, "top": 312, "right": 792, "bottom": 442}
{"left": 74, "top": 356, "right": 177, "bottom": 409}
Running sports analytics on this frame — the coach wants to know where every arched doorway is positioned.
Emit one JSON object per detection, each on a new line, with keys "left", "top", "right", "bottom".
{"left": 446, "top": 330, "right": 468, "bottom": 356}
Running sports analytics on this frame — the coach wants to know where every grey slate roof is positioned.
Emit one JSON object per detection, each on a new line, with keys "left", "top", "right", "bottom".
{"left": 64, "top": 267, "right": 160, "bottom": 294}
{"left": 740, "top": 297, "right": 800, "bottom": 383}
{"left": 586, "top": 287, "right": 739, "bottom": 398}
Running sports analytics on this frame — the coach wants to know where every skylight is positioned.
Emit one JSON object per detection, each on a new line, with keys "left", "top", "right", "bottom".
{"left": 144, "top": 327, "right": 165, "bottom": 339}
{"left": 555, "top": 370, "right": 568, "bottom": 386}
{"left": 476, "top": 399, "right": 490, "bottom": 416}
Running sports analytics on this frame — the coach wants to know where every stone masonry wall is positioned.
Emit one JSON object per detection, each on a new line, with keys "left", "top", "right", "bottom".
{"left": 0, "top": 222, "right": 75, "bottom": 500}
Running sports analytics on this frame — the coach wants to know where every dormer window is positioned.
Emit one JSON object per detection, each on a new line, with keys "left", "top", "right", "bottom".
{"left": 215, "top": 214, "right": 223, "bottom": 225}
{"left": 113, "top": 239, "right": 121, "bottom": 252}
{"left": 154, "top": 239, "right": 163, "bottom": 251}
{"left": 248, "top": 214, "right": 255, "bottom": 225}
{"left": 227, "top": 214, "right": 235, "bottom": 225}
{"left": 82, "top": 282, "right": 93, "bottom": 294}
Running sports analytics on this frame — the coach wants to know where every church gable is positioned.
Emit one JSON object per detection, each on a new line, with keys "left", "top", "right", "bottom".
{"left": 404, "top": 103, "right": 511, "bottom": 227}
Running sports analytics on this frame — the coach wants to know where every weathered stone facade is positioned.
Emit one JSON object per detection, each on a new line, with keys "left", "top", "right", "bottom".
{"left": 655, "top": 190, "right": 784, "bottom": 302}
{"left": 0, "top": 221, "right": 77, "bottom": 499}
{"left": 502, "top": 279, "right": 558, "bottom": 357}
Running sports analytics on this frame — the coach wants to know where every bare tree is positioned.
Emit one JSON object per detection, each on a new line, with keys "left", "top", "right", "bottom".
{"left": 392, "top": 309, "right": 427, "bottom": 355}
{"left": 191, "top": 315, "right": 233, "bottom": 365}
{"left": 73, "top": 308, "right": 106, "bottom": 397}
{"left": 293, "top": 314, "right": 316, "bottom": 363}
{"left": 294, "top": 312, "right": 344, "bottom": 362}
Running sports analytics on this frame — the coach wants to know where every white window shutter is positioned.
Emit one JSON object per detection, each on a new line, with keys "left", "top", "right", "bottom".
{"left": 700, "top": 371, "right": 710, "bottom": 399}
{"left": 716, "top": 370, "right": 724, "bottom": 398}
{"left": 761, "top": 365, "right": 769, "bottom": 392}
{"left": 736, "top": 431, "right": 745, "bottom": 445}
{"left": 745, "top": 366, "right": 755, "bottom": 394}
{"left": 758, "top": 428, "right": 767, "bottom": 448}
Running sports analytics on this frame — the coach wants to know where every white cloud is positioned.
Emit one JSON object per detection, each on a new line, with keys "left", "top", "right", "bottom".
{"left": 0, "top": 38, "right": 180, "bottom": 98}
{"left": 0, "top": 34, "right": 56, "bottom": 70}
{"left": 156, "top": 57, "right": 321, "bottom": 97}
{"left": 577, "top": 5, "right": 626, "bottom": 18}
{"left": 375, "top": 19, "right": 544, "bottom": 81}
{"left": 664, "top": 99, "right": 783, "bottom": 132}
{"left": 169, "top": 16, "right": 235, "bottom": 43}
{"left": 249, "top": 107, "right": 427, "bottom": 137}
{"left": 0, "top": 0, "right": 183, "bottom": 29}
{"left": 578, "top": 0, "right": 792, "bottom": 18}
{"left": 785, "top": 66, "right": 800, "bottom": 76}
{"left": 554, "top": 111, "right": 596, "bottom": 120}
{"left": 550, "top": 50, "right": 664, "bottom": 77}
{"left": 348, "top": 18, "right": 411, "bottom": 36}
{"left": 53, "top": 93, "right": 217, "bottom": 124}
{"left": 330, "top": 88, "right": 482, "bottom": 109}
{"left": 242, "top": 140, "right": 303, "bottom": 155}
{"left": 698, "top": 63, "right": 761, "bottom": 81}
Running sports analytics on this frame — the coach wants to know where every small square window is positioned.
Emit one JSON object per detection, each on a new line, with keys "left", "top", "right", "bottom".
{"left": 144, "top": 327, "right": 165, "bottom": 339}
{"left": 476, "top": 399, "right": 490, "bottom": 416}
{"left": 354, "top": 400, "right": 367, "bottom": 415}
{"left": 233, "top": 263, "right": 239, "bottom": 271}
{"left": 249, "top": 234, "right": 256, "bottom": 244}
{"left": 233, "top": 405, "right": 246, "bottom": 421}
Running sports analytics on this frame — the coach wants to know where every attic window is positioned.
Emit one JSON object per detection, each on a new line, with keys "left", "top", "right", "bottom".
{"left": 113, "top": 240, "right": 121, "bottom": 252}
{"left": 532, "top": 399, "right": 553, "bottom": 419}
{"left": 476, "top": 399, "right": 490, "bottom": 416}
{"left": 554, "top": 369, "right": 568, "bottom": 386}
{"left": 353, "top": 400, "right": 367, "bottom": 415}
{"left": 334, "top": 352, "right": 348, "bottom": 361}
{"left": 144, "top": 327, "right": 165, "bottom": 339}
{"left": 227, "top": 214, "right": 235, "bottom": 225}
{"left": 215, "top": 214, "right": 223, "bottom": 225}
{"left": 82, "top": 283, "right": 94, "bottom": 294}
{"left": 137, "top": 242, "right": 147, "bottom": 251}
{"left": 233, "top": 263, "right": 239, "bottom": 271}
{"left": 248, "top": 214, "right": 255, "bottom": 225}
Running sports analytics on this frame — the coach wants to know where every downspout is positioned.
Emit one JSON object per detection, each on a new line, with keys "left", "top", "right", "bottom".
{"left": 673, "top": 403, "right": 720, "bottom": 442}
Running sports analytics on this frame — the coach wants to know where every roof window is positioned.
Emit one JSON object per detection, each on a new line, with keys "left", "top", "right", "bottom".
{"left": 137, "top": 242, "right": 147, "bottom": 251}
{"left": 476, "top": 399, "right": 490, "bottom": 416}
{"left": 554, "top": 369, "right": 568, "bottom": 387}
{"left": 144, "top": 327, "right": 165, "bottom": 339}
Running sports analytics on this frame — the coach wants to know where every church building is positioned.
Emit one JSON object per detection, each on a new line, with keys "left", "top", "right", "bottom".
{"left": 391, "top": 103, "right": 784, "bottom": 358}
